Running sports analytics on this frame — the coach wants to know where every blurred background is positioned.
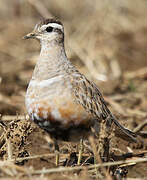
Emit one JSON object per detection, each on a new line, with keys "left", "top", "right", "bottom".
{"left": 0, "top": 1, "right": 147, "bottom": 178}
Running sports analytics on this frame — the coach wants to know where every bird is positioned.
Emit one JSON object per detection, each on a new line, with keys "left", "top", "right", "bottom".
{"left": 24, "top": 18, "right": 137, "bottom": 166}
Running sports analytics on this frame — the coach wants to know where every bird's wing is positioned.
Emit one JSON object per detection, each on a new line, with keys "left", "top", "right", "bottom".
{"left": 71, "top": 72, "right": 137, "bottom": 142}
{"left": 71, "top": 73, "right": 111, "bottom": 120}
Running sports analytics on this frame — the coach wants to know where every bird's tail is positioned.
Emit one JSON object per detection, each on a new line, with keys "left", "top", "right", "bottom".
{"left": 110, "top": 115, "right": 137, "bottom": 143}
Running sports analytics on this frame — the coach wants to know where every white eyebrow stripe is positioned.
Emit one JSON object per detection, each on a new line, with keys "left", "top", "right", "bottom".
{"left": 41, "top": 23, "right": 63, "bottom": 31}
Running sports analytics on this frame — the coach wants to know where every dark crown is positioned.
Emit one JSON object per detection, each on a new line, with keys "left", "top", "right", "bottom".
{"left": 38, "top": 18, "right": 63, "bottom": 27}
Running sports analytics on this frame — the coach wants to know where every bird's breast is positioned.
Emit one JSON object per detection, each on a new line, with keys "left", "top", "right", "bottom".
{"left": 25, "top": 77, "right": 93, "bottom": 131}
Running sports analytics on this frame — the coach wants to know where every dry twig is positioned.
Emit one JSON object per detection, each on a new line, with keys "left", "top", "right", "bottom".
{"left": 23, "top": 157, "right": 147, "bottom": 175}
{"left": 133, "top": 119, "right": 147, "bottom": 133}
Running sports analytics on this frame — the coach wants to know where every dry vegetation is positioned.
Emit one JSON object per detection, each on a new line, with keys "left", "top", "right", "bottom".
{"left": 0, "top": 0, "right": 147, "bottom": 179}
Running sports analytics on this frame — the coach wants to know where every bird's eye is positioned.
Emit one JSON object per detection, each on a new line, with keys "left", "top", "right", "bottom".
{"left": 46, "top": 26, "right": 53, "bottom": 32}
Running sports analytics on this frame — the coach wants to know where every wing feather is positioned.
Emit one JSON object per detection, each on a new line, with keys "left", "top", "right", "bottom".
{"left": 72, "top": 73, "right": 109, "bottom": 120}
{"left": 71, "top": 71, "right": 137, "bottom": 142}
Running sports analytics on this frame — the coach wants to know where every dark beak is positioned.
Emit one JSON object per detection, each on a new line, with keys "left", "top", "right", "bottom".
{"left": 23, "top": 32, "right": 36, "bottom": 40}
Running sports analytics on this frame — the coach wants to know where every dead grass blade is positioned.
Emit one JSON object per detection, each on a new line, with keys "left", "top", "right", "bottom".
{"left": 133, "top": 119, "right": 147, "bottom": 133}
{"left": 26, "top": 157, "right": 147, "bottom": 175}
{"left": 1, "top": 115, "right": 29, "bottom": 121}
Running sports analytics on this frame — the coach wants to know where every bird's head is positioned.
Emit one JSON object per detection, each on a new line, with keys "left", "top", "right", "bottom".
{"left": 23, "top": 18, "right": 64, "bottom": 44}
